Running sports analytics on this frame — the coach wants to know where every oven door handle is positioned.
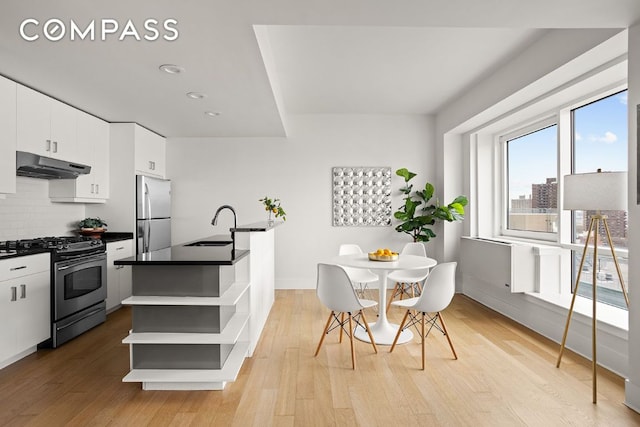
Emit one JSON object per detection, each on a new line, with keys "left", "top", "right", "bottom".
{"left": 56, "top": 254, "right": 106, "bottom": 270}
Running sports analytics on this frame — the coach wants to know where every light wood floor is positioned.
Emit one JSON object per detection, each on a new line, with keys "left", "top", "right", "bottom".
{"left": 0, "top": 290, "right": 638, "bottom": 426}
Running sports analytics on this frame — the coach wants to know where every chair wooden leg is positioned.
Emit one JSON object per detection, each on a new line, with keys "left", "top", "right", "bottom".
{"left": 315, "top": 311, "right": 334, "bottom": 357}
{"left": 421, "top": 312, "right": 426, "bottom": 370}
{"left": 360, "top": 310, "right": 377, "bottom": 353}
{"left": 438, "top": 312, "right": 458, "bottom": 360}
{"left": 386, "top": 283, "right": 400, "bottom": 313}
{"left": 390, "top": 309, "right": 410, "bottom": 353}
{"left": 348, "top": 313, "right": 356, "bottom": 370}
{"left": 339, "top": 313, "right": 345, "bottom": 343}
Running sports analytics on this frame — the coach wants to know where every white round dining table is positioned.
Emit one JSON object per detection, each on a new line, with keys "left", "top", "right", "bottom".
{"left": 330, "top": 253, "right": 437, "bottom": 345}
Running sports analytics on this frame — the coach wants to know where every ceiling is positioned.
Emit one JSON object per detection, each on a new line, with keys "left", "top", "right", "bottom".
{"left": 0, "top": 1, "right": 639, "bottom": 138}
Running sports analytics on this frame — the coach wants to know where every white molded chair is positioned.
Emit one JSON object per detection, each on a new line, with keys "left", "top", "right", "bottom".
{"left": 389, "top": 262, "right": 458, "bottom": 370}
{"left": 339, "top": 244, "right": 379, "bottom": 300}
{"left": 314, "top": 263, "right": 378, "bottom": 369}
{"left": 386, "top": 242, "right": 430, "bottom": 312}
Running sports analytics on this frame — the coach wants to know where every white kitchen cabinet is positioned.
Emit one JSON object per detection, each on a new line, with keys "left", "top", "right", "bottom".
{"left": 16, "top": 85, "right": 82, "bottom": 164}
{"left": 86, "top": 123, "right": 166, "bottom": 234}
{"left": 49, "top": 113, "right": 110, "bottom": 203}
{"left": 0, "top": 253, "right": 51, "bottom": 369}
{"left": 0, "top": 75, "right": 17, "bottom": 198}
{"left": 134, "top": 126, "right": 166, "bottom": 178}
{"left": 106, "top": 240, "right": 134, "bottom": 311}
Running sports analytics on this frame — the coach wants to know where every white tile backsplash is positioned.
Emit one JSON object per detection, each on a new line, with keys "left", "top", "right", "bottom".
{"left": 0, "top": 177, "right": 84, "bottom": 240}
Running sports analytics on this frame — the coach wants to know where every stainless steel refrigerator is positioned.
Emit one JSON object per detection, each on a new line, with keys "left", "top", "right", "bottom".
{"left": 136, "top": 175, "right": 171, "bottom": 254}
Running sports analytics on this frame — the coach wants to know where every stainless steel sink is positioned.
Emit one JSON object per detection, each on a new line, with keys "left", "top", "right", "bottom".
{"left": 183, "top": 240, "right": 233, "bottom": 247}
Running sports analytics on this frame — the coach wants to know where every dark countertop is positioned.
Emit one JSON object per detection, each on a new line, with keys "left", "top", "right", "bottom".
{"left": 101, "top": 232, "right": 134, "bottom": 243}
{"left": 114, "top": 234, "right": 249, "bottom": 266}
{"left": 0, "top": 249, "right": 50, "bottom": 260}
{"left": 231, "top": 221, "right": 283, "bottom": 232}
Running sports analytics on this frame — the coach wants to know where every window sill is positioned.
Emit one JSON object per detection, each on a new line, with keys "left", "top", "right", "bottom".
{"left": 525, "top": 291, "right": 628, "bottom": 334}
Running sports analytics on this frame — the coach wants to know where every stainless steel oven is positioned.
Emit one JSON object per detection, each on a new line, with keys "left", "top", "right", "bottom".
{"left": 1, "top": 236, "right": 108, "bottom": 348}
{"left": 52, "top": 250, "right": 107, "bottom": 348}
{"left": 54, "top": 252, "right": 106, "bottom": 319}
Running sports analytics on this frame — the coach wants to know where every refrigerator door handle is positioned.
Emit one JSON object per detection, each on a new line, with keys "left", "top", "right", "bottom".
{"left": 144, "top": 183, "right": 152, "bottom": 252}
{"left": 145, "top": 183, "right": 152, "bottom": 219}
{"left": 142, "top": 219, "right": 151, "bottom": 252}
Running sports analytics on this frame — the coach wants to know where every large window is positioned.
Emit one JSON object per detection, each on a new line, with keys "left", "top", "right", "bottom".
{"left": 571, "top": 90, "right": 628, "bottom": 309}
{"left": 505, "top": 123, "right": 558, "bottom": 235}
{"left": 501, "top": 89, "right": 628, "bottom": 310}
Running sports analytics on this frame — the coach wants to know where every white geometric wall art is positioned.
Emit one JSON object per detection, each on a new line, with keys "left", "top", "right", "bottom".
{"left": 332, "top": 167, "right": 392, "bottom": 226}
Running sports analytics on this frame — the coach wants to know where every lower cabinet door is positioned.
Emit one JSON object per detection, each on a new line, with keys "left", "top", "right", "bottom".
{"left": 0, "top": 280, "right": 16, "bottom": 363}
{"left": 0, "top": 270, "right": 50, "bottom": 364}
{"left": 107, "top": 240, "right": 134, "bottom": 310}
{"left": 15, "top": 271, "right": 51, "bottom": 352}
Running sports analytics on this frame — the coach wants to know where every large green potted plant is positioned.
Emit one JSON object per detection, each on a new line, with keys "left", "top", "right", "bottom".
{"left": 394, "top": 168, "right": 468, "bottom": 242}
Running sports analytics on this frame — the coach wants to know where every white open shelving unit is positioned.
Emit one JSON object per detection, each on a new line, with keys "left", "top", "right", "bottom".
{"left": 121, "top": 258, "right": 252, "bottom": 390}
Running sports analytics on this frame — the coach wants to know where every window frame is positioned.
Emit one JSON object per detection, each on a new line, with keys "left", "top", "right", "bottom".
{"left": 568, "top": 88, "right": 629, "bottom": 310}
{"left": 500, "top": 116, "right": 559, "bottom": 242}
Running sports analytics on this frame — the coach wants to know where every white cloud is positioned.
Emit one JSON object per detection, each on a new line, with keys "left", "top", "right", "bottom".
{"left": 575, "top": 132, "right": 582, "bottom": 141}
{"left": 618, "top": 92, "right": 628, "bottom": 105}
{"left": 589, "top": 131, "right": 618, "bottom": 144}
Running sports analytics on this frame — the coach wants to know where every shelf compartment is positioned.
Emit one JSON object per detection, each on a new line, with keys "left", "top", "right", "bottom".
{"left": 122, "top": 281, "right": 249, "bottom": 306}
{"left": 132, "top": 264, "right": 236, "bottom": 297}
{"left": 122, "top": 341, "right": 249, "bottom": 391}
{"left": 123, "top": 313, "right": 249, "bottom": 344}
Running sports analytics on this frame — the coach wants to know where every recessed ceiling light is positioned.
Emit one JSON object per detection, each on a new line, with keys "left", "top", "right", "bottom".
{"left": 159, "top": 64, "right": 185, "bottom": 74}
{"left": 204, "top": 111, "right": 221, "bottom": 117}
{"left": 186, "top": 92, "right": 207, "bottom": 99}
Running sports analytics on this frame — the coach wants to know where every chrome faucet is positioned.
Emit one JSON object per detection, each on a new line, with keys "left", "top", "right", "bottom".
{"left": 212, "top": 205, "right": 237, "bottom": 259}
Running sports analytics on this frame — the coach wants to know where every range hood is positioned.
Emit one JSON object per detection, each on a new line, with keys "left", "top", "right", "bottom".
{"left": 16, "top": 151, "right": 91, "bottom": 180}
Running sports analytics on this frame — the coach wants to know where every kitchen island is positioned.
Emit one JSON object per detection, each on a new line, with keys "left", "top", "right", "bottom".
{"left": 114, "top": 222, "right": 278, "bottom": 390}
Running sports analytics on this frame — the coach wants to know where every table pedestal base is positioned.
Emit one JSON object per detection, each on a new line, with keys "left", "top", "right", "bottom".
{"left": 354, "top": 321, "right": 413, "bottom": 345}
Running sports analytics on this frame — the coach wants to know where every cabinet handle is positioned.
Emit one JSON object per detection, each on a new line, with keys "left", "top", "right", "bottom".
{"left": 116, "top": 265, "right": 124, "bottom": 270}
{"left": 96, "top": 184, "right": 99, "bottom": 194}
{"left": 115, "top": 246, "right": 124, "bottom": 251}
{"left": 53, "top": 141, "right": 58, "bottom": 153}
{"left": 149, "top": 160, "right": 153, "bottom": 170}
{"left": 91, "top": 184, "right": 95, "bottom": 194}
{"left": 10, "top": 286, "right": 17, "bottom": 302}
{"left": 46, "top": 139, "right": 51, "bottom": 152}
{"left": 10, "top": 265, "right": 27, "bottom": 271}
{"left": 20, "top": 284, "right": 26, "bottom": 299}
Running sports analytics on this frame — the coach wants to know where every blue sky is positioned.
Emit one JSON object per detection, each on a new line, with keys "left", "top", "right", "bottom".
{"left": 508, "top": 90, "right": 628, "bottom": 200}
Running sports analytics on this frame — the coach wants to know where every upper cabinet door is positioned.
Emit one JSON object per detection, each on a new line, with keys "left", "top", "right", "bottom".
{"left": 0, "top": 76, "right": 17, "bottom": 196}
{"left": 50, "top": 101, "right": 78, "bottom": 162}
{"left": 16, "top": 85, "right": 51, "bottom": 156}
{"left": 16, "top": 84, "right": 82, "bottom": 164}
{"left": 134, "top": 126, "right": 166, "bottom": 178}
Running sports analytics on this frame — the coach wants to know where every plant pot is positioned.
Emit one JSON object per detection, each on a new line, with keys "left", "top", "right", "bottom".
{"left": 79, "top": 227, "right": 106, "bottom": 239}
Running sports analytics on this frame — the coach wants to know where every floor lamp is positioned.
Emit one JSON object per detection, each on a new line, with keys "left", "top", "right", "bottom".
{"left": 557, "top": 170, "right": 630, "bottom": 404}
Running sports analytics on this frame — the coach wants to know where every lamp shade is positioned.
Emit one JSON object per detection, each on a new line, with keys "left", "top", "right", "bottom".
{"left": 563, "top": 171, "right": 627, "bottom": 211}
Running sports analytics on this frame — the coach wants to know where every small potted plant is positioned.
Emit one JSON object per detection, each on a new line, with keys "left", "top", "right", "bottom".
{"left": 78, "top": 217, "right": 108, "bottom": 238}
{"left": 259, "top": 196, "right": 286, "bottom": 226}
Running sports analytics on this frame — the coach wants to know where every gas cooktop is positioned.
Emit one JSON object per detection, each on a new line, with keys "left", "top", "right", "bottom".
{"left": 0, "top": 236, "right": 104, "bottom": 256}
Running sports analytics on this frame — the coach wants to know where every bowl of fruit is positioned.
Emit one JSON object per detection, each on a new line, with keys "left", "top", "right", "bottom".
{"left": 368, "top": 248, "right": 399, "bottom": 261}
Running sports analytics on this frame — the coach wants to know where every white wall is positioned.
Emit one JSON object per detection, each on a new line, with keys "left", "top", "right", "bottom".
{"left": 624, "top": 22, "right": 640, "bottom": 413}
{"left": 0, "top": 177, "right": 84, "bottom": 240}
{"left": 433, "top": 30, "right": 633, "bottom": 380}
{"left": 167, "top": 113, "right": 435, "bottom": 289}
